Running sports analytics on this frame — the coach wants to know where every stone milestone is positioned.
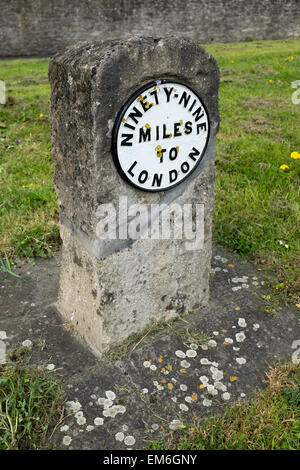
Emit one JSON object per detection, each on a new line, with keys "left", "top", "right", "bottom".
{"left": 49, "top": 37, "right": 220, "bottom": 355}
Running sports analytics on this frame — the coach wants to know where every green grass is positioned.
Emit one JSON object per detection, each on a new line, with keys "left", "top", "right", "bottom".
{"left": 205, "top": 39, "right": 300, "bottom": 302}
{"left": 0, "top": 364, "right": 65, "bottom": 450}
{"left": 148, "top": 362, "right": 300, "bottom": 450}
{"left": 0, "top": 40, "right": 299, "bottom": 301}
{"left": 0, "top": 59, "right": 59, "bottom": 259}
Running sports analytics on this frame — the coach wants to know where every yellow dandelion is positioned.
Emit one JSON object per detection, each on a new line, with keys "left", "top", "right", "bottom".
{"left": 39, "top": 113, "right": 43, "bottom": 118}
{"left": 223, "top": 341, "right": 228, "bottom": 345}
{"left": 29, "top": 183, "right": 34, "bottom": 187}
{"left": 158, "top": 355, "right": 163, "bottom": 363}
{"left": 199, "top": 384, "right": 205, "bottom": 389}
{"left": 290, "top": 56, "right": 294, "bottom": 61}
{"left": 230, "top": 376, "right": 238, "bottom": 382}
{"left": 191, "top": 393, "right": 198, "bottom": 401}
{"left": 166, "top": 365, "right": 173, "bottom": 371}
{"left": 167, "top": 383, "right": 173, "bottom": 390}
{"left": 231, "top": 60, "right": 235, "bottom": 63}
{"left": 161, "top": 367, "right": 166, "bottom": 373}
{"left": 291, "top": 151, "right": 300, "bottom": 159}
{"left": 268, "top": 79, "right": 273, "bottom": 83}
{"left": 235, "top": 306, "right": 240, "bottom": 311}
{"left": 280, "top": 164, "right": 289, "bottom": 171}
{"left": 228, "top": 264, "right": 235, "bottom": 268}
{"left": 22, "top": 185, "right": 26, "bottom": 188}
{"left": 180, "top": 368, "right": 187, "bottom": 374}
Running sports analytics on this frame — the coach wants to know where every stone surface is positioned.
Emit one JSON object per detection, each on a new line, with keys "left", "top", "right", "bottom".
{"left": 49, "top": 37, "right": 220, "bottom": 354}
{"left": 0, "top": 244, "right": 299, "bottom": 450}
{"left": 1, "top": 0, "right": 300, "bottom": 57}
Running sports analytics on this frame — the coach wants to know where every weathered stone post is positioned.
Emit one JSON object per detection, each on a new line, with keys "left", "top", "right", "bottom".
{"left": 49, "top": 37, "right": 219, "bottom": 355}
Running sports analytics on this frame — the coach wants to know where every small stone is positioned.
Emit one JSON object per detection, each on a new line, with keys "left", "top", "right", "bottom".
{"left": 175, "top": 350, "right": 186, "bottom": 358}
{"left": 180, "top": 360, "right": 191, "bottom": 368}
{"left": 224, "top": 338, "right": 233, "bottom": 344}
{"left": 60, "top": 425, "right": 69, "bottom": 432}
{"left": 169, "top": 419, "right": 183, "bottom": 430}
{"left": 105, "top": 390, "right": 116, "bottom": 401}
{"left": 238, "top": 318, "right": 247, "bottom": 328}
{"left": 186, "top": 349, "right": 197, "bottom": 358}
{"left": 236, "top": 357, "right": 246, "bottom": 365}
{"left": 115, "top": 432, "right": 125, "bottom": 442}
{"left": 179, "top": 403, "right": 188, "bottom": 411}
{"left": 76, "top": 416, "right": 86, "bottom": 426}
{"left": 222, "top": 392, "right": 231, "bottom": 401}
{"left": 200, "top": 358, "right": 210, "bottom": 365}
{"left": 236, "top": 332, "right": 246, "bottom": 343}
{"left": 203, "top": 398, "right": 212, "bottom": 407}
{"left": 124, "top": 436, "right": 136, "bottom": 446}
{"left": 94, "top": 417, "right": 104, "bottom": 426}
{"left": 62, "top": 436, "right": 72, "bottom": 446}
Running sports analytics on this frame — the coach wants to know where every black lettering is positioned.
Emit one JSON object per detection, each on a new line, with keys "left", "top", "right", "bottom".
{"left": 140, "top": 97, "right": 152, "bottom": 113}
{"left": 156, "top": 125, "right": 159, "bottom": 140}
{"left": 163, "top": 124, "right": 171, "bottom": 139}
{"left": 150, "top": 89, "right": 159, "bottom": 105}
{"left": 179, "top": 91, "right": 191, "bottom": 108}
{"left": 189, "top": 99, "right": 196, "bottom": 112}
{"left": 169, "top": 147, "right": 178, "bottom": 161}
{"left": 163, "top": 87, "right": 173, "bottom": 102}
{"left": 152, "top": 173, "right": 163, "bottom": 187}
{"left": 174, "top": 122, "right": 182, "bottom": 137}
{"left": 197, "top": 122, "right": 207, "bottom": 133}
{"left": 128, "top": 106, "right": 143, "bottom": 125}
{"left": 128, "top": 161, "right": 137, "bottom": 176}
{"left": 139, "top": 127, "right": 151, "bottom": 143}
{"left": 169, "top": 169, "right": 178, "bottom": 183}
{"left": 188, "top": 147, "right": 200, "bottom": 161}
{"left": 138, "top": 170, "right": 148, "bottom": 184}
{"left": 181, "top": 161, "right": 190, "bottom": 173}
{"left": 121, "top": 133, "right": 133, "bottom": 146}
{"left": 192, "top": 106, "right": 204, "bottom": 122}
{"left": 124, "top": 123, "right": 135, "bottom": 131}
{"left": 157, "top": 148, "right": 167, "bottom": 163}
{"left": 184, "top": 121, "right": 193, "bottom": 134}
